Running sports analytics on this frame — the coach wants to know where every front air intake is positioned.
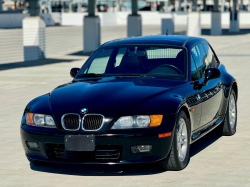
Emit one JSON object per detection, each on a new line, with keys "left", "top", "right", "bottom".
{"left": 82, "top": 114, "right": 104, "bottom": 130}
{"left": 61, "top": 114, "right": 81, "bottom": 131}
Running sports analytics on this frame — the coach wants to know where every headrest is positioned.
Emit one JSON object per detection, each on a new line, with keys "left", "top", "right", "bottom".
{"left": 128, "top": 51, "right": 136, "bottom": 56}
{"left": 128, "top": 51, "right": 146, "bottom": 57}
{"left": 137, "top": 51, "right": 146, "bottom": 56}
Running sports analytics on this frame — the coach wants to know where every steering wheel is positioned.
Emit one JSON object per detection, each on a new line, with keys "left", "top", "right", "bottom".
{"left": 157, "top": 64, "right": 183, "bottom": 75}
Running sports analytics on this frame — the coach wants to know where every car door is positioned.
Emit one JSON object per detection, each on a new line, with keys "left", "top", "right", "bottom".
{"left": 191, "top": 43, "right": 223, "bottom": 127}
{"left": 186, "top": 54, "right": 202, "bottom": 131}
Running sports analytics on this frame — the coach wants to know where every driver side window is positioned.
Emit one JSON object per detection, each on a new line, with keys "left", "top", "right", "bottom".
{"left": 191, "top": 44, "right": 208, "bottom": 79}
{"left": 191, "top": 55, "right": 199, "bottom": 81}
{"left": 202, "top": 43, "right": 218, "bottom": 68}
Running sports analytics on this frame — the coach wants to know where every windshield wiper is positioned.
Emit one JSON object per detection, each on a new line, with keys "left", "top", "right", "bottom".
{"left": 115, "top": 74, "right": 155, "bottom": 78}
{"left": 77, "top": 73, "right": 105, "bottom": 77}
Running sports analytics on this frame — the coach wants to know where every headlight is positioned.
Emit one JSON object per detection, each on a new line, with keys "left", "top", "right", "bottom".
{"left": 111, "top": 116, "right": 133, "bottom": 129}
{"left": 25, "top": 113, "right": 56, "bottom": 128}
{"left": 111, "top": 115, "right": 163, "bottom": 129}
{"left": 136, "top": 116, "right": 150, "bottom": 127}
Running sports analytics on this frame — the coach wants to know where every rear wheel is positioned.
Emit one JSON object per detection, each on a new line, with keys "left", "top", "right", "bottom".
{"left": 221, "top": 89, "right": 237, "bottom": 136}
{"left": 158, "top": 110, "right": 190, "bottom": 171}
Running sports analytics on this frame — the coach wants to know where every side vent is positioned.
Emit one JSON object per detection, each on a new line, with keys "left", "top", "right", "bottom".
{"left": 186, "top": 95, "right": 199, "bottom": 106}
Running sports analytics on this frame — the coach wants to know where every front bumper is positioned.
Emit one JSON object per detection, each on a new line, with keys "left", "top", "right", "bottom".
{"left": 21, "top": 125, "right": 173, "bottom": 164}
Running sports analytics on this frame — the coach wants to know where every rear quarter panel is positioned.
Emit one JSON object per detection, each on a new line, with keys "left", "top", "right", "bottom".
{"left": 218, "top": 63, "right": 237, "bottom": 116}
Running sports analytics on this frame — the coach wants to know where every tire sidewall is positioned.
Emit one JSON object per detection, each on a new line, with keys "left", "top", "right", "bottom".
{"left": 227, "top": 90, "right": 237, "bottom": 134}
{"left": 172, "top": 110, "right": 191, "bottom": 169}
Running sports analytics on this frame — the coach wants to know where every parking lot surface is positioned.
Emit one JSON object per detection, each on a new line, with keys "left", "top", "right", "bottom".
{"left": 1, "top": 28, "right": 250, "bottom": 186}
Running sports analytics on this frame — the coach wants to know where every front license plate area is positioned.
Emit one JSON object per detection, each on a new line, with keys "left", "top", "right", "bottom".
{"left": 65, "top": 135, "right": 95, "bottom": 151}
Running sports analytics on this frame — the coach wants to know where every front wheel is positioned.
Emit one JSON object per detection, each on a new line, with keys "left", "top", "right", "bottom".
{"left": 158, "top": 110, "right": 190, "bottom": 171}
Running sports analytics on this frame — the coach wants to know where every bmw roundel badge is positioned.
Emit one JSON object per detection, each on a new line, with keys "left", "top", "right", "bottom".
{"left": 80, "top": 108, "right": 88, "bottom": 114}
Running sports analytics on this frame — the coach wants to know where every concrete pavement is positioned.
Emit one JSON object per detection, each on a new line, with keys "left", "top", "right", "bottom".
{"left": 1, "top": 32, "right": 250, "bottom": 186}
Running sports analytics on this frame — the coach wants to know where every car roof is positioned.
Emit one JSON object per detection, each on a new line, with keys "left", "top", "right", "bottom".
{"left": 101, "top": 35, "right": 208, "bottom": 48}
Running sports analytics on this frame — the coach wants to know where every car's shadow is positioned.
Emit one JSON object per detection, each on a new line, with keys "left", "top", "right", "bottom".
{"left": 202, "top": 28, "right": 250, "bottom": 36}
{"left": 30, "top": 162, "right": 163, "bottom": 176}
{"left": 189, "top": 129, "right": 221, "bottom": 158}
{"left": 0, "top": 58, "right": 76, "bottom": 71}
{"left": 30, "top": 130, "right": 221, "bottom": 176}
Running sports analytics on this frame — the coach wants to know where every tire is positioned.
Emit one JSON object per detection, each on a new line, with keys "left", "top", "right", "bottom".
{"left": 158, "top": 110, "right": 191, "bottom": 171}
{"left": 221, "top": 89, "right": 237, "bottom": 136}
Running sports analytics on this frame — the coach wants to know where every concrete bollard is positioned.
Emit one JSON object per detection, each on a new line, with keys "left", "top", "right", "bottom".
{"left": 161, "top": 18, "right": 174, "bottom": 35}
{"left": 127, "top": 15, "right": 142, "bottom": 37}
{"left": 83, "top": 16, "right": 101, "bottom": 52}
{"left": 229, "top": 12, "right": 240, "bottom": 32}
{"left": 187, "top": 12, "right": 201, "bottom": 36}
{"left": 211, "top": 12, "right": 222, "bottom": 35}
{"left": 23, "top": 17, "right": 46, "bottom": 61}
{"left": 0, "top": 0, "right": 2, "bottom": 13}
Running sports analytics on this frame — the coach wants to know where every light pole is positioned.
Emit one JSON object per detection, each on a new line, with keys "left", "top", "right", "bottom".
{"left": 28, "top": 0, "right": 40, "bottom": 16}
{"left": 221, "top": 0, "right": 224, "bottom": 12}
{"left": 0, "top": 0, "right": 2, "bottom": 13}
{"left": 118, "top": 0, "right": 122, "bottom": 11}
{"left": 127, "top": 0, "right": 142, "bottom": 37}
{"left": 211, "top": 0, "right": 222, "bottom": 35}
{"left": 179, "top": 0, "right": 182, "bottom": 11}
{"left": 229, "top": 0, "right": 240, "bottom": 32}
{"left": 23, "top": 0, "right": 46, "bottom": 61}
{"left": 83, "top": 0, "right": 101, "bottom": 52}
{"left": 184, "top": 0, "right": 187, "bottom": 12}
{"left": 192, "top": 0, "right": 197, "bottom": 11}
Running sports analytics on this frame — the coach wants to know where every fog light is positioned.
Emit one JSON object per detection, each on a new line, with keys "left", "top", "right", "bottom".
{"left": 26, "top": 141, "right": 40, "bottom": 151}
{"left": 131, "top": 145, "right": 152, "bottom": 153}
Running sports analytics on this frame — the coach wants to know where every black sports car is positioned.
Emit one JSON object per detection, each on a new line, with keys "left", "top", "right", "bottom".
{"left": 20, "top": 35, "right": 238, "bottom": 171}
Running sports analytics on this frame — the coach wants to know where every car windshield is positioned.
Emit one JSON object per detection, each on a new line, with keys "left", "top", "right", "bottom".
{"left": 77, "top": 45, "right": 187, "bottom": 79}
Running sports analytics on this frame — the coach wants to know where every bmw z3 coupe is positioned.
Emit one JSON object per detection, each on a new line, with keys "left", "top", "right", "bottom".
{"left": 20, "top": 35, "right": 238, "bottom": 171}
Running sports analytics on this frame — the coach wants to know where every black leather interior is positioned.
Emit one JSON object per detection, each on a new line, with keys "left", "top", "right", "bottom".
{"left": 111, "top": 49, "right": 184, "bottom": 75}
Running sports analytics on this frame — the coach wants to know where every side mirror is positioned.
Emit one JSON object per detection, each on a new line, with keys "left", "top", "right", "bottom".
{"left": 70, "top": 68, "right": 80, "bottom": 78}
{"left": 203, "top": 68, "right": 221, "bottom": 86}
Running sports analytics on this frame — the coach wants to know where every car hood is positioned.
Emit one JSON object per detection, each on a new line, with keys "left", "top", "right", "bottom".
{"left": 50, "top": 77, "right": 186, "bottom": 121}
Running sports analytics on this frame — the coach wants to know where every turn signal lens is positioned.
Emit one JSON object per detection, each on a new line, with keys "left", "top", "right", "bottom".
{"left": 149, "top": 115, "right": 163, "bottom": 127}
{"left": 159, "top": 132, "right": 172, "bottom": 138}
{"left": 26, "top": 113, "right": 35, "bottom": 125}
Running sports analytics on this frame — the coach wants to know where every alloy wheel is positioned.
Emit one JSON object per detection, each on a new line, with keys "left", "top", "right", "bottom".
{"left": 177, "top": 118, "right": 188, "bottom": 161}
{"left": 229, "top": 94, "right": 236, "bottom": 129}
